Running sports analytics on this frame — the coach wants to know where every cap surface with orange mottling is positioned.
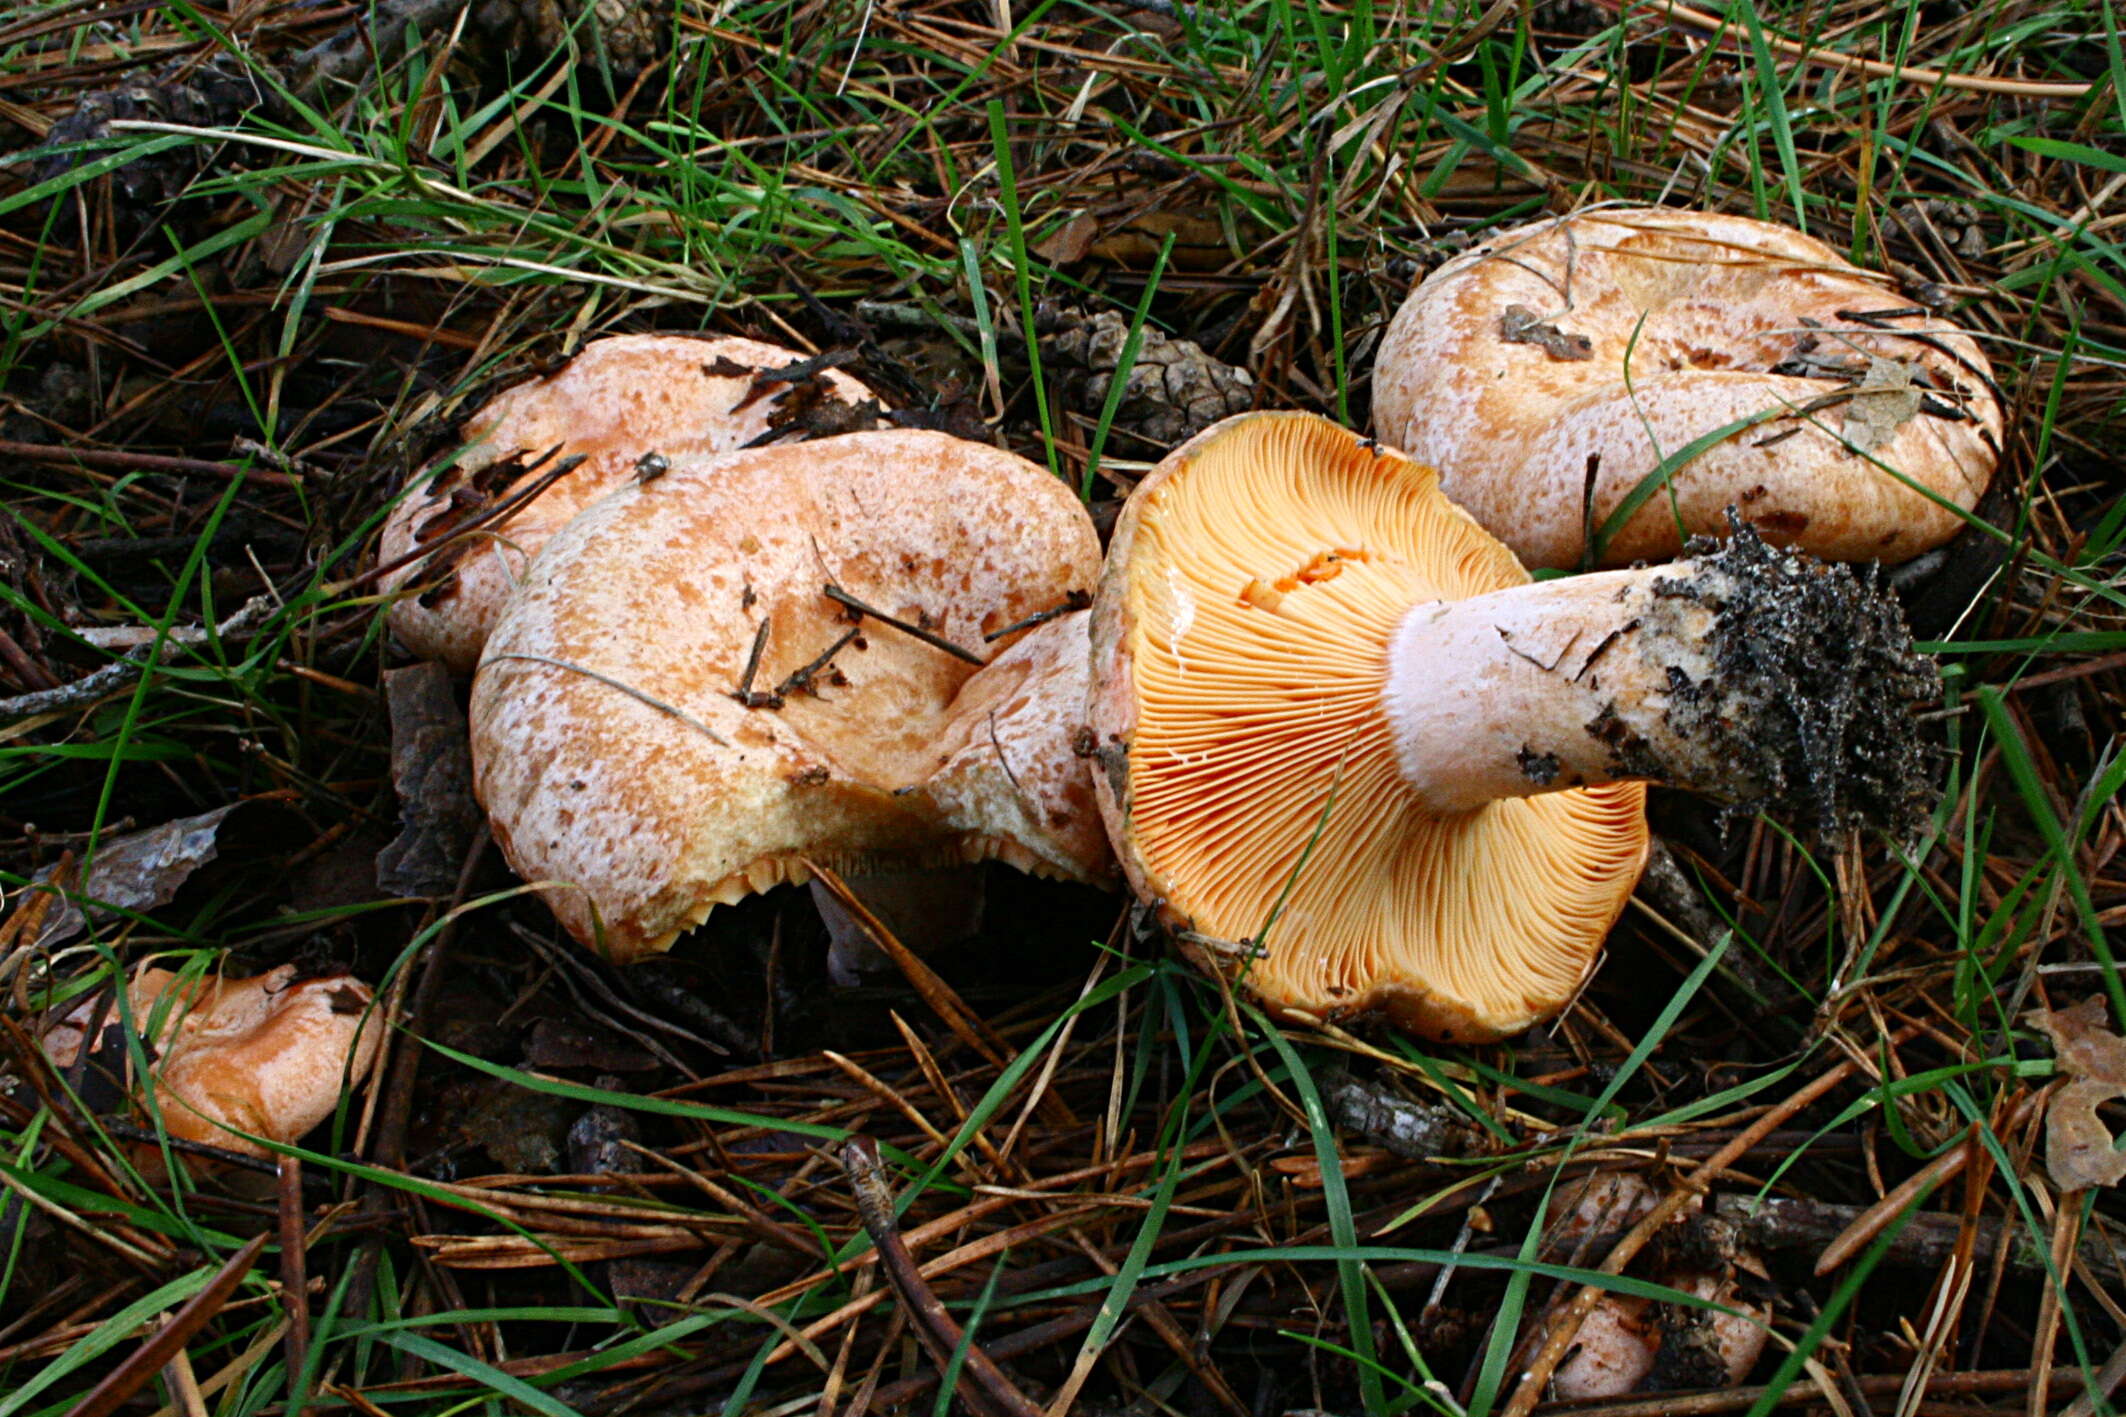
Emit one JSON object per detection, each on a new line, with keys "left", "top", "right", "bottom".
{"left": 380, "top": 334, "right": 882, "bottom": 671}
{"left": 1372, "top": 208, "right": 2001, "bottom": 569}
{"left": 471, "top": 429, "right": 1111, "bottom": 962}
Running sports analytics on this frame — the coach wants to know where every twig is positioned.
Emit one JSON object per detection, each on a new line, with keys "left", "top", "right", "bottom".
{"left": 0, "top": 592, "right": 280, "bottom": 724}
{"left": 2001, "top": 649, "right": 2126, "bottom": 694}
{"left": 62, "top": 1233, "right": 268, "bottom": 1417}
{"left": 1321, "top": 1073, "right": 1479, "bottom": 1160}
{"left": 288, "top": 0, "right": 472, "bottom": 90}
{"left": 822, "top": 584, "right": 984, "bottom": 665}
{"left": 837, "top": 1136, "right": 1044, "bottom": 1417}
{"left": 1502, "top": 1039, "right": 1907, "bottom": 1417}
{"left": 0, "top": 439, "right": 297, "bottom": 487}
{"left": 852, "top": 301, "right": 993, "bottom": 341}
{"left": 0, "top": 625, "right": 56, "bottom": 692}
{"left": 982, "top": 591, "right": 1092, "bottom": 643}
{"left": 770, "top": 626, "right": 862, "bottom": 700}
{"left": 93, "top": 1121, "right": 310, "bottom": 1180}
{"left": 279, "top": 1156, "right": 311, "bottom": 1406}
{"left": 731, "top": 618, "right": 776, "bottom": 706}
{"left": 1813, "top": 1125, "right": 1975, "bottom": 1274}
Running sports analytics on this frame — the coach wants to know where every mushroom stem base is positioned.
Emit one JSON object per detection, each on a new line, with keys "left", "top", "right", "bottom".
{"left": 1384, "top": 525, "right": 1938, "bottom": 834}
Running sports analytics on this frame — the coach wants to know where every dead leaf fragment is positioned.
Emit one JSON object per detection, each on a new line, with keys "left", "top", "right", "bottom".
{"left": 1840, "top": 355, "right": 1924, "bottom": 453}
{"left": 1033, "top": 210, "right": 1100, "bottom": 266}
{"left": 2029, "top": 998, "right": 2126, "bottom": 1191}
{"left": 29, "top": 805, "right": 240, "bottom": 949}
{"left": 1499, "top": 304, "right": 1593, "bottom": 361}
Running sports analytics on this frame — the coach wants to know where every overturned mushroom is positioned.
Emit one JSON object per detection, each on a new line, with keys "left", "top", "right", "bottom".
{"left": 380, "top": 334, "right": 883, "bottom": 671}
{"left": 42, "top": 962, "right": 382, "bottom": 1166}
{"left": 1089, "top": 411, "right": 1936, "bottom": 1041}
{"left": 471, "top": 430, "right": 1114, "bottom": 963}
{"left": 1372, "top": 207, "right": 2002, "bottom": 569}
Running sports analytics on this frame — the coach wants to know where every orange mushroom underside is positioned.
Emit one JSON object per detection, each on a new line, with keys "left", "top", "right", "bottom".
{"left": 1095, "top": 415, "right": 1649, "bottom": 1042}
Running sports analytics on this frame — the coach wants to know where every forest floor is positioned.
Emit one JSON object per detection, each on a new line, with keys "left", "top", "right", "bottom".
{"left": 1, "top": 0, "right": 2125, "bottom": 1414}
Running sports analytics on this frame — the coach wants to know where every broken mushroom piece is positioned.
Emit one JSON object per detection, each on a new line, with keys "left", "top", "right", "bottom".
{"left": 812, "top": 611, "right": 1109, "bottom": 981}
{"left": 41, "top": 962, "right": 382, "bottom": 1166}
{"left": 1089, "top": 412, "right": 1937, "bottom": 1042}
{"left": 380, "top": 334, "right": 883, "bottom": 671}
{"left": 1541, "top": 1173, "right": 1771, "bottom": 1399}
{"left": 471, "top": 429, "right": 1114, "bottom": 963}
{"left": 1372, "top": 207, "right": 2002, "bottom": 569}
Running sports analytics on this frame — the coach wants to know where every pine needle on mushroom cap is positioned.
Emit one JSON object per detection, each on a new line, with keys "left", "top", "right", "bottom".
{"left": 379, "top": 334, "right": 883, "bottom": 671}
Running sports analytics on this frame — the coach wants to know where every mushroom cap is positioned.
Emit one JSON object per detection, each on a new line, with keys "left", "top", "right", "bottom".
{"left": 43, "top": 963, "right": 381, "bottom": 1162}
{"left": 925, "top": 609, "right": 1111, "bottom": 883}
{"left": 1088, "top": 411, "right": 1647, "bottom": 1043}
{"left": 471, "top": 430, "right": 1109, "bottom": 962}
{"left": 1372, "top": 208, "right": 2002, "bottom": 570}
{"left": 380, "top": 334, "right": 880, "bottom": 671}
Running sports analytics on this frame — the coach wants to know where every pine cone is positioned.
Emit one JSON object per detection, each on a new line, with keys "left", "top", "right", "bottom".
{"left": 33, "top": 54, "right": 277, "bottom": 238}
{"left": 1883, "top": 198, "right": 1991, "bottom": 263}
{"left": 1049, "top": 311, "right": 1255, "bottom": 450}
{"left": 1531, "top": 0, "right": 1607, "bottom": 38}
{"left": 472, "top": 0, "right": 664, "bottom": 77}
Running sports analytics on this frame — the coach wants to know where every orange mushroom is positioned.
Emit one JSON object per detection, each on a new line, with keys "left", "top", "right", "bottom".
{"left": 1372, "top": 207, "right": 2002, "bottom": 570}
{"left": 42, "top": 962, "right": 382, "bottom": 1166}
{"left": 1089, "top": 411, "right": 1936, "bottom": 1041}
{"left": 379, "top": 334, "right": 882, "bottom": 671}
{"left": 1540, "top": 1173, "right": 1771, "bottom": 1398}
{"left": 470, "top": 429, "right": 1113, "bottom": 962}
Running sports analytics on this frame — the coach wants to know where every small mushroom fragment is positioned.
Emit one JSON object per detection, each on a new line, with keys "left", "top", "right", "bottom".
{"left": 1372, "top": 207, "right": 2002, "bottom": 569}
{"left": 1541, "top": 1173, "right": 1770, "bottom": 1398}
{"left": 41, "top": 962, "right": 382, "bottom": 1165}
{"left": 380, "top": 334, "right": 882, "bottom": 671}
{"left": 471, "top": 430, "right": 1114, "bottom": 963}
{"left": 1090, "top": 411, "right": 1937, "bottom": 1041}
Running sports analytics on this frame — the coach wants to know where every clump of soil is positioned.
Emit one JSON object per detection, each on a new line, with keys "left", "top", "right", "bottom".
{"left": 1644, "top": 520, "right": 1942, "bottom": 839}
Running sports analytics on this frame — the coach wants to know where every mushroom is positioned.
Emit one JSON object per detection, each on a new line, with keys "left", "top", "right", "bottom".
{"left": 41, "top": 962, "right": 382, "bottom": 1166}
{"left": 1088, "top": 411, "right": 1937, "bottom": 1041}
{"left": 470, "top": 429, "right": 1114, "bottom": 963}
{"left": 379, "top": 334, "right": 882, "bottom": 671}
{"left": 1371, "top": 207, "right": 2002, "bottom": 570}
{"left": 1540, "top": 1173, "right": 1771, "bottom": 1398}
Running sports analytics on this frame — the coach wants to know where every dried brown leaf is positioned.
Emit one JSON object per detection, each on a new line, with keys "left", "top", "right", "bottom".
{"left": 1840, "top": 355, "right": 1925, "bottom": 452}
{"left": 30, "top": 805, "right": 240, "bottom": 949}
{"left": 1034, "top": 211, "right": 1101, "bottom": 265}
{"left": 376, "top": 662, "right": 480, "bottom": 897}
{"left": 1499, "top": 303, "right": 1594, "bottom": 361}
{"left": 2029, "top": 998, "right": 2126, "bottom": 1191}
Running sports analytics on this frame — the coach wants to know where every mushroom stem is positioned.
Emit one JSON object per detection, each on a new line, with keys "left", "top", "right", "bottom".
{"left": 1384, "top": 526, "right": 1938, "bottom": 833}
